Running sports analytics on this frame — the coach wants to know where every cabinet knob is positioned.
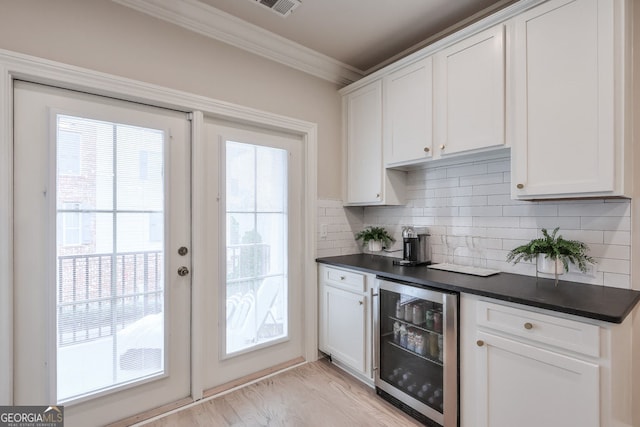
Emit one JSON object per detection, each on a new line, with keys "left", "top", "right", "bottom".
{"left": 376, "top": 193, "right": 380, "bottom": 199}
{"left": 524, "top": 322, "right": 533, "bottom": 330}
{"left": 340, "top": 276, "right": 346, "bottom": 280}
{"left": 359, "top": 300, "right": 363, "bottom": 305}
{"left": 440, "top": 144, "right": 445, "bottom": 150}
{"left": 476, "top": 340, "right": 484, "bottom": 347}
{"left": 424, "top": 147, "right": 430, "bottom": 153}
{"left": 516, "top": 183, "right": 524, "bottom": 189}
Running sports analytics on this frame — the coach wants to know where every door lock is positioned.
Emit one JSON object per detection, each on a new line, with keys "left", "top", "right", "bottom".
{"left": 177, "top": 266, "right": 190, "bottom": 277}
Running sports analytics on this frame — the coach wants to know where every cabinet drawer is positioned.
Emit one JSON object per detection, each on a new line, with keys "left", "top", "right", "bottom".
{"left": 322, "top": 266, "right": 366, "bottom": 293}
{"left": 476, "top": 301, "right": 599, "bottom": 357}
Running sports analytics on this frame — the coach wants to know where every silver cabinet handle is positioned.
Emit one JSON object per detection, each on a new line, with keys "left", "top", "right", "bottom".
{"left": 371, "top": 287, "right": 379, "bottom": 376}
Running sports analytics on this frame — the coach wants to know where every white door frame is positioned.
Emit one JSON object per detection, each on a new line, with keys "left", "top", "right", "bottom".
{"left": 0, "top": 49, "right": 318, "bottom": 405}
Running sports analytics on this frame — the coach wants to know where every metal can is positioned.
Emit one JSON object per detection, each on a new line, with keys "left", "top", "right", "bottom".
{"left": 429, "top": 332, "right": 439, "bottom": 359}
{"left": 425, "top": 310, "right": 434, "bottom": 330}
{"left": 433, "top": 311, "right": 442, "bottom": 333}
{"left": 412, "top": 304, "right": 424, "bottom": 325}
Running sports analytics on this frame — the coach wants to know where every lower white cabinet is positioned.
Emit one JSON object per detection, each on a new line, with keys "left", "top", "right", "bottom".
{"left": 318, "top": 265, "right": 373, "bottom": 382}
{"left": 460, "top": 294, "right": 634, "bottom": 427}
{"left": 475, "top": 331, "right": 599, "bottom": 427}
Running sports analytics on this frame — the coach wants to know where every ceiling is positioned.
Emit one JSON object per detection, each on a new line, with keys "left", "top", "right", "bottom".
{"left": 197, "top": 0, "right": 514, "bottom": 73}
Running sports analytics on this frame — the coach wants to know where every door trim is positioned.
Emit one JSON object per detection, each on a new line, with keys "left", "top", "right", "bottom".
{"left": 0, "top": 48, "right": 318, "bottom": 405}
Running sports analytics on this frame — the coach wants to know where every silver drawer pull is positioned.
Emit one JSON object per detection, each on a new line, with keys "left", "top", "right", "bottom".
{"left": 524, "top": 322, "right": 533, "bottom": 330}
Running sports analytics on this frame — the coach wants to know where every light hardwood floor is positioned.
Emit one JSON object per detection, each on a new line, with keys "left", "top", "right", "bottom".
{"left": 141, "top": 358, "right": 424, "bottom": 426}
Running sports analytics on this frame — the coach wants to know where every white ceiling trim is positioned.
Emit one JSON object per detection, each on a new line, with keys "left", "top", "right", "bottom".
{"left": 112, "top": 0, "right": 364, "bottom": 86}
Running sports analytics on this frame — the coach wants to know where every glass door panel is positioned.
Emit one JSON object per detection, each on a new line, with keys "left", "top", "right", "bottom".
{"left": 55, "top": 115, "right": 166, "bottom": 402}
{"left": 379, "top": 288, "right": 445, "bottom": 413}
{"left": 225, "top": 141, "right": 288, "bottom": 355}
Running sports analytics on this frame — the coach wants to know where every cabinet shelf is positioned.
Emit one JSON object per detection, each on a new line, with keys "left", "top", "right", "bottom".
{"left": 385, "top": 337, "right": 443, "bottom": 367}
{"left": 389, "top": 315, "right": 443, "bottom": 336}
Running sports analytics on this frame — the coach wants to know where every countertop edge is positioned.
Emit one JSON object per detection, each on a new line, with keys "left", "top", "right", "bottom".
{"left": 317, "top": 256, "right": 640, "bottom": 324}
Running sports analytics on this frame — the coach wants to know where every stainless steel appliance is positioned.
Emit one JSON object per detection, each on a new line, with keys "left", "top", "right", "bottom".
{"left": 374, "top": 278, "right": 458, "bottom": 427}
{"left": 394, "top": 226, "right": 431, "bottom": 266}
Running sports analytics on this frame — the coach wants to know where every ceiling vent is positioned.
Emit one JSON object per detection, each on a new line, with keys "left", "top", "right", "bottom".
{"left": 252, "top": 0, "right": 301, "bottom": 17}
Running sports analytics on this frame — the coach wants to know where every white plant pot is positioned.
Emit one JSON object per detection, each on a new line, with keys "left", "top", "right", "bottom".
{"left": 368, "top": 240, "right": 383, "bottom": 252}
{"left": 536, "top": 255, "right": 564, "bottom": 275}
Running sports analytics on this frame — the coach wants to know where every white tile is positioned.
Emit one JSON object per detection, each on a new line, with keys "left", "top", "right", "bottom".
{"left": 435, "top": 216, "right": 473, "bottom": 227}
{"left": 518, "top": 217, "right": 580, "bottom": 229}
{"left": 603, "top": 272, "right": 631, "bottom": 289}
{"left": 580, "top": 216, "right": 631, "bottom": 231}
{"left": 426, "top": 177, "right": 460, "bottom": 189}
{"left": 604, "top": 230, "right": 631, "bottom": 246}
{"left": 587, "top": 244, "right": 630, "bottom": 260}
{"left": 434, "top": 186, "right": 473, "bottom": 198}
{"left": 502, "top": 238, "right": 532, "bottom": 250}
{"left": 487, "top": 194, "right": 531, "bottom": 206}
{"left": 559, "top": 202, "right": 630, "bottom": 217}
{"left": 474, "top": 217, "right": 520, "bottom": 228}
{"left": 459, "top": 206, "right": 503, "bottom": 217}
{"left": 448, "top": 195, "right": 488, "bottom": 207}
{"left": 472, "top": 183, "right": 511, "bottom": 196}
{"left": 423, "top": 197, "right": 450, "bottom": 208}
{"left": 446, "top": 163, "right": 488, "bottom": 178}
{"left": 486, "top": 227, "right": 538, "bottom": 240}
{"left": 502, "top": 204, "right": 558, "bottom": 217}
{"left": 425, "top": 168, "right": 448, "bottom": 180}
{"left": 423, "top": 207, "right": 459, "bottom": 217}
{"left": 559, "top": 229, "right": 604, "bottom": 244}
{"left": 595, "top": 258, "right": 630, "bottom": 275}
{"left": 503, "top": 172, "right": 511, "bottom": 183}
{"left": 459, "top": 173, "right": 503, "bottom": 187}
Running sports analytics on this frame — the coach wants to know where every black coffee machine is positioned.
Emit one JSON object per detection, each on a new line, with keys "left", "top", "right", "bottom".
{"left": 394, "top": 226, "right": 431, "bottom": 266}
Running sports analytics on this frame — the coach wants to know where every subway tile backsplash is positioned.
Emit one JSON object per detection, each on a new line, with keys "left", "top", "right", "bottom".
{"left": 317, "top": 155, "right": 632, "bottom": 289}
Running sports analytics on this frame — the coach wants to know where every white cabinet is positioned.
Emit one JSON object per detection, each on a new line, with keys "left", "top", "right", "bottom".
{"left": 434, "top": 25, "right": 505, "bottom": 157}
{"left": 460, "top": 294, "right": 633, "bottom": 427}
{"left": 510, "top": 0, "right": 631, "bottom": 199}
{"left": 318, "top": 265, "right": 374, "bottom": 381}
{"left": 344, "top": 80, "right": 405, "bottom": 206}
{"left": 383, "top": 57, "right": 433, "bottom": 166}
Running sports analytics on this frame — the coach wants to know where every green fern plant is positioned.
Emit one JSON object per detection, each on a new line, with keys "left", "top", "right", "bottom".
{"left": 506, "top": 227, "right": 595, "bottom": 273}
{"left": 354, "top": 226, "right": 395, "bottom": 248}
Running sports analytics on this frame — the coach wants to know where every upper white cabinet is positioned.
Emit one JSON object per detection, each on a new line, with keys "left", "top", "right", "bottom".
{"left": 510, "top": 0, "right": 631, "bottom": 199}
{"left": 383, "top": 57, "right": 434, "bottom": 166}
{"left": 434, "top": 25, "right": 505, "bottom": 157}
{"left": 344, "top": 80, "right": 405, "bottom": 206}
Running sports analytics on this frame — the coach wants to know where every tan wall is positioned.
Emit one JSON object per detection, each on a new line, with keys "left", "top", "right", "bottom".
{"left": 0, "top": 0, "right": 343, "bottom": 199}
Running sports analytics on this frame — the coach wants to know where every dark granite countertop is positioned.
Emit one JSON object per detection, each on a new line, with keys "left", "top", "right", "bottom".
{"left": 317, "top": 254, "right": 640, "bottom": 324}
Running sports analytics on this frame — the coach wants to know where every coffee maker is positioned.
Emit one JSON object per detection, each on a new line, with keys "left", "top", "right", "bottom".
{"left": 394, "top": 226, "right": 431, "bottom": 266}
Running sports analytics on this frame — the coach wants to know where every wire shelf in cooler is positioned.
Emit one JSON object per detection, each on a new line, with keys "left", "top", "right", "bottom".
{"left": 386, "top": 339, "right": 443, "bottom": 367}
{"left": 388, "top": 315, "right": 443, "bottom": 336}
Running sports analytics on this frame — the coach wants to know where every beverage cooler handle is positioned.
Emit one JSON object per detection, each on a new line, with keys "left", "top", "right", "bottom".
{"left": 370, "top": 286, "right": 379, "bottom": 376}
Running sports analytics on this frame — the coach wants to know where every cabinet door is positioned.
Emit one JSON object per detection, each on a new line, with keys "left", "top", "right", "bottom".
{"left": 345, "top": 81, "right": 383, "bottom": 204}
{"left": 511, "top": 0, "right": 615, "bottom": 198}
{"left": 475, "top": 331, "right": 599, "bottom": 427}
{"left": 384, "top": 57, "right": 433, "bottom": 165}
{"left": 322, "top": 284, "right": 367, "bottom": 374}
{"left": 434, "top": 25, "right": 505, "bottom": 156}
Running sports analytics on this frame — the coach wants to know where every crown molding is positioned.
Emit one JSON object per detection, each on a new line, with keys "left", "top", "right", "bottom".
{"left": 112, "top": 0, "right": 364, "bottom": 86}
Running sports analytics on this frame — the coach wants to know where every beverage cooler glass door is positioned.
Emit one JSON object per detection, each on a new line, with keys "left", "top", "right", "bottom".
{"left": 374, "top": 278, "right": 458, "bottom": 427}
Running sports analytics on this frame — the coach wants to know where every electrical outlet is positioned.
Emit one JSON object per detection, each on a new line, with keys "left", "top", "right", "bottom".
{"left": 320, "top": 224, "right": 328, "bottom": 239}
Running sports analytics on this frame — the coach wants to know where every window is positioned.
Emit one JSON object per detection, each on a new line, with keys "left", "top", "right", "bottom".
{"left": 62, "top": 202, "right": 81, "bottom": 246}
{"left": 58, "top": 130, "right": 81, "bottom": 175}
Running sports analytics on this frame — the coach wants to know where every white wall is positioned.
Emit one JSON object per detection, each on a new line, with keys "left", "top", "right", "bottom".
{"left": 0, "top": 0, "right": 343, "bottom": 199}
{"left": 319, "top": 154, "right": 632, "bottom": 289}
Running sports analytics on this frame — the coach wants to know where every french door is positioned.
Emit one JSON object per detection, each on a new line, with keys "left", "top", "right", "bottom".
{"left": 13, "top": 82, "right": 191, "bottom": 426}
{"left": 201, "top": 121, "right": 304, "bottom": 388}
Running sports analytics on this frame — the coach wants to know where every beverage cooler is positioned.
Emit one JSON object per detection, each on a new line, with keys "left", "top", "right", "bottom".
{"left": 374, "top": 278, "right": 458, "bottom": 427}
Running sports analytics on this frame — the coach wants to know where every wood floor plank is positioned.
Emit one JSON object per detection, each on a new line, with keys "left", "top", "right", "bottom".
{"left": 140, "top": 359, "right": 423, "bottom": 427}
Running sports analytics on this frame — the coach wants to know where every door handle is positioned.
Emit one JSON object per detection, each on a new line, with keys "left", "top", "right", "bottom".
{"left": 177, "top": 266, "right": 190, "bottom": 276}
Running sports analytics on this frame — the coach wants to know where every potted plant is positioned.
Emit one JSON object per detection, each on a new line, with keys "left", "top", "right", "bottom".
{"left": 506, "top": 227, "right": 595, "bottom": 280}
{"left": 355, "top": 226, "right": 395, "bottom": 252}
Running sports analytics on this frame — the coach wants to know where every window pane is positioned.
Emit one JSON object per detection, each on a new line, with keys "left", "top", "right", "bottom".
{"left": 225, "top": 141, "right": 288, "bottom": 355}
{"left": 56, "top": 115, "right": 166, "bottom": 403}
